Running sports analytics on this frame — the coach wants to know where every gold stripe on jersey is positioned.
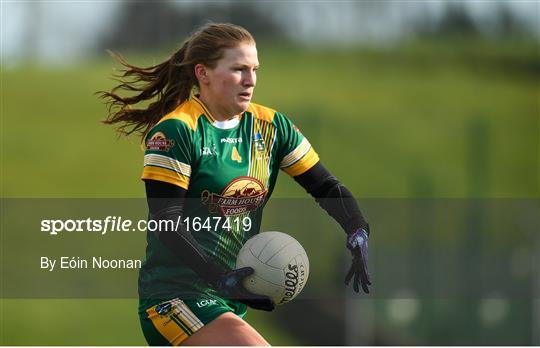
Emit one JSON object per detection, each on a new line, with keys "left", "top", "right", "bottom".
{"left": 146, "top": 299, "right": 203, "bottom": 345}
{"left": 247, "top": 102, "right": 277, "bottom": 186}
{"left": 247, "top": 103, "right": 276, "bottom": 123}
{"left": 282, "top": 147, "right": 319, "bottom": 177}
{"left": 191, "top": 96, "right": 216, "bottom": 123}
{"left": 155, "top": 100, "right": 204, "bottom": 130}
{"left": 144, "top": 154, "right": 191, "bottom": 177}
{"left": 280, "top": 138, "right": 312, "bottom": 168}
{"left": 248, "top": 116, "right": 277, "bottom": 186}
{"left": 154, "top": 101, "right": 201, "bottom": 131}
{"left": 142, "top": 166, "right": 189, "bottom": 189}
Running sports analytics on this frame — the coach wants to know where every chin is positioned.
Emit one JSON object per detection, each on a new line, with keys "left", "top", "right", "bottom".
{"left": 237, "top": 100, "right": 251, "bottom": 113}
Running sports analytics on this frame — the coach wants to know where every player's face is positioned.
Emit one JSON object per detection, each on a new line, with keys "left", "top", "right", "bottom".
{"left": 200, "top": 43, "right": 259, "bottom": 120}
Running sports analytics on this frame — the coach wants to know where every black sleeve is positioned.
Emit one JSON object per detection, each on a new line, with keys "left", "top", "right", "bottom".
{"left": 145, "top": 179, "right": 224, "bottom": 283}
{"left": 293, "top": 162, "right": 369, "bottom": 235}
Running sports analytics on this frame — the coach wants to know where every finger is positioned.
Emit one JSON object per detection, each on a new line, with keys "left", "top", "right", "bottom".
{"left": 355, "top": 254, "right": 369, "bottom": 293}
{"left": 250, "top": 300, "right": 275, "bottom": 312}
{"left": 365, "top": 274, "right": 372, "bottom": 286}
{"left": 360, "top": 247, "right": 369, "bottom": 266}
{"left": 357, "top": 246, "right": 371, "bottom": 286}
{"left": 344, "top": 263, "right": 355, "bottom": 285}
{"left": 237, "top": 286, "right": 273, "bottom": 303}
{"left": 234, "top": 267, "right": 254, "bottom": 279}
{"left": 359, "top": 260, "right": 370, "bottom": 282}
{"left": 361, "top": 275, "right": 370, "bottom": 294}
{"left": 242, "top": 297, "right": 275, "bottom": 311}
{"left": 255, "top": 302, "right": 274, "bottom": 312}
{"left": 357, "top": 257, "right": 371, "bottom": 293}
{"left": 349, "top": 254, "right": 360, "bottom": 291}
{"left": 235, "top": 286, "right": 259, "bottom": 300}
{"left": 353, "top": 271, "right": 360, "bottom": 293}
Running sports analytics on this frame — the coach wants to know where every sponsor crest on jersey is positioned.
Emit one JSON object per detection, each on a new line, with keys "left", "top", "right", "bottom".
{"left": 146, "top": 132, "right": 175, "bottom": 151}
{"left": 201, "top": 176, "right": 267, "bottom": 216}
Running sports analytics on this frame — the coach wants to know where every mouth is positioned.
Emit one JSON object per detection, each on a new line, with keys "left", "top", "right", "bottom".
{"left": 238, "top": 92, "right": 252, "bottom": 100}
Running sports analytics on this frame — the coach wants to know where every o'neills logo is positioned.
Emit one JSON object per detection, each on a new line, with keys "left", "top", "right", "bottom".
{"left": 201, "top": 176, "right": 267, "bottom": 216}
{"left": 146, "top": 132, "right": 175, "bottom": 151}
{"left": 279, "top": 262, "right": 307, "bottom": 304}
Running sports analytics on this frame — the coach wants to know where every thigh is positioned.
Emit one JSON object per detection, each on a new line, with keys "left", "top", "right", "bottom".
{"left": 181, "top": 312, "right": 269, "bottom": 346}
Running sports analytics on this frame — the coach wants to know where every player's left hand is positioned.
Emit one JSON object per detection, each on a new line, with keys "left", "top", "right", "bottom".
{"left": 214, "top": 267, "right": 275, "bottom": 311}
{"left": 344, "top": 227, "right": 372, "bottom": 294}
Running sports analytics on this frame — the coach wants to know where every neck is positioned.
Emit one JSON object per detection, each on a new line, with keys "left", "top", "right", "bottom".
{"left": 197, "top": 94, "right": 236, "bottom": 122}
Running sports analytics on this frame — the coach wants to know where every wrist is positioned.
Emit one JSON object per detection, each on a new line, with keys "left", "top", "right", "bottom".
{"left": 347, "top": 227, "right": 369, "bottom": 249}
{"left": 348, "top": 224, "right": 369, "bottom": 236}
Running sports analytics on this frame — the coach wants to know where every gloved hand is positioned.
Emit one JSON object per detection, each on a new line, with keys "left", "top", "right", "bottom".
{"left": 345, "top": 227, "right": 372, "bottom": 293}
{"left": 213, "top": 267, "right": 275, "bottom": 311}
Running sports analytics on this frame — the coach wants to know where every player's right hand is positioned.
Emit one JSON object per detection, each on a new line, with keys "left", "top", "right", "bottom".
{"left": 213, "top": 267, "right": 275, "bottom": 311}
{"left": 345, "top": 227, "right": 372, "bottom": 294}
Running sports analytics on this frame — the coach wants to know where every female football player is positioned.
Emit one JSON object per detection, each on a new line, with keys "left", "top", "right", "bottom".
{"left": 100, "top": 23, "right": 371, "bottom": 346}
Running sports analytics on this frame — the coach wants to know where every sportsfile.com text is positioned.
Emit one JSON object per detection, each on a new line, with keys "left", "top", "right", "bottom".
{"left": 40, "top": 216, "right": 252, "bottom": 235}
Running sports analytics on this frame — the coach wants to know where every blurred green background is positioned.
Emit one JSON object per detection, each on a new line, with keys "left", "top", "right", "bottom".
{"left": 1, "top": 1, "right": 538, "bottom": 346}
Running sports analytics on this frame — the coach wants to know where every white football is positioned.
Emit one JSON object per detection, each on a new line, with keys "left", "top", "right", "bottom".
{"left": 236, "top": 231, "right": 309, "bottom": 305}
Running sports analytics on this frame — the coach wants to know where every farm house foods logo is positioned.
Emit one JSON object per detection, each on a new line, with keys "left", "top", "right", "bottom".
{"left": 146, "top": 132, "right": 175, "bottom": 151}
{"left": 201, "top": 177, "right": 267, "bottom": 216}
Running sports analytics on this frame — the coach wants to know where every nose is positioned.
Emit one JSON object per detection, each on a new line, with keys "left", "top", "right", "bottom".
{"left": 243, "top": 70, "right": 256, "bottom": 87}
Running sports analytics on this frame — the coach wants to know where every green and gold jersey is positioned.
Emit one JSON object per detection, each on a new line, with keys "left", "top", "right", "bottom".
{"left": 138, "top": 96, "right": 319, "bottom": 308}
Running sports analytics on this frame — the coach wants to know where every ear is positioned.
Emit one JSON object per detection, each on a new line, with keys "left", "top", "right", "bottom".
{"left": 194, "top": 64, "right": 209, "bottom": 85}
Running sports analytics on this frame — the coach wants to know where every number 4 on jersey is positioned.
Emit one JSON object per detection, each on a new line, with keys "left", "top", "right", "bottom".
{"left": 231, "top": 146, "right": 242, "bottom": 163}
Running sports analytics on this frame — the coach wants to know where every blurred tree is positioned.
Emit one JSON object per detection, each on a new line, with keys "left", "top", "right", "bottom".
{"left": 98, "top": 1, "right": 284, "bottom": 52}
{"left": 99, "top": 2, "right": 192, "bottom": 51}
{"left": 493, "top": 2, "right": 525, "bottom": 38}
{"left": 436, "top": 2, "right": 479, "bottom": 37}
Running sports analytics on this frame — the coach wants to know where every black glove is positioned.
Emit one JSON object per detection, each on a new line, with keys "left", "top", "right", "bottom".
{"left": 212, "top": 267, "right": 275, "bottom": 311}
{"left": 345, "top": 227, "right": 372, "bottom": 293}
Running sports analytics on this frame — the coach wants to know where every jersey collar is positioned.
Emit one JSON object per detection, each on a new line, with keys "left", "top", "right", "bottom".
{"left": 191, "top": 95, "right": 216, "bottom": 123}
{"left": 191, "top": 95, "right": 244, "bottom": 125}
